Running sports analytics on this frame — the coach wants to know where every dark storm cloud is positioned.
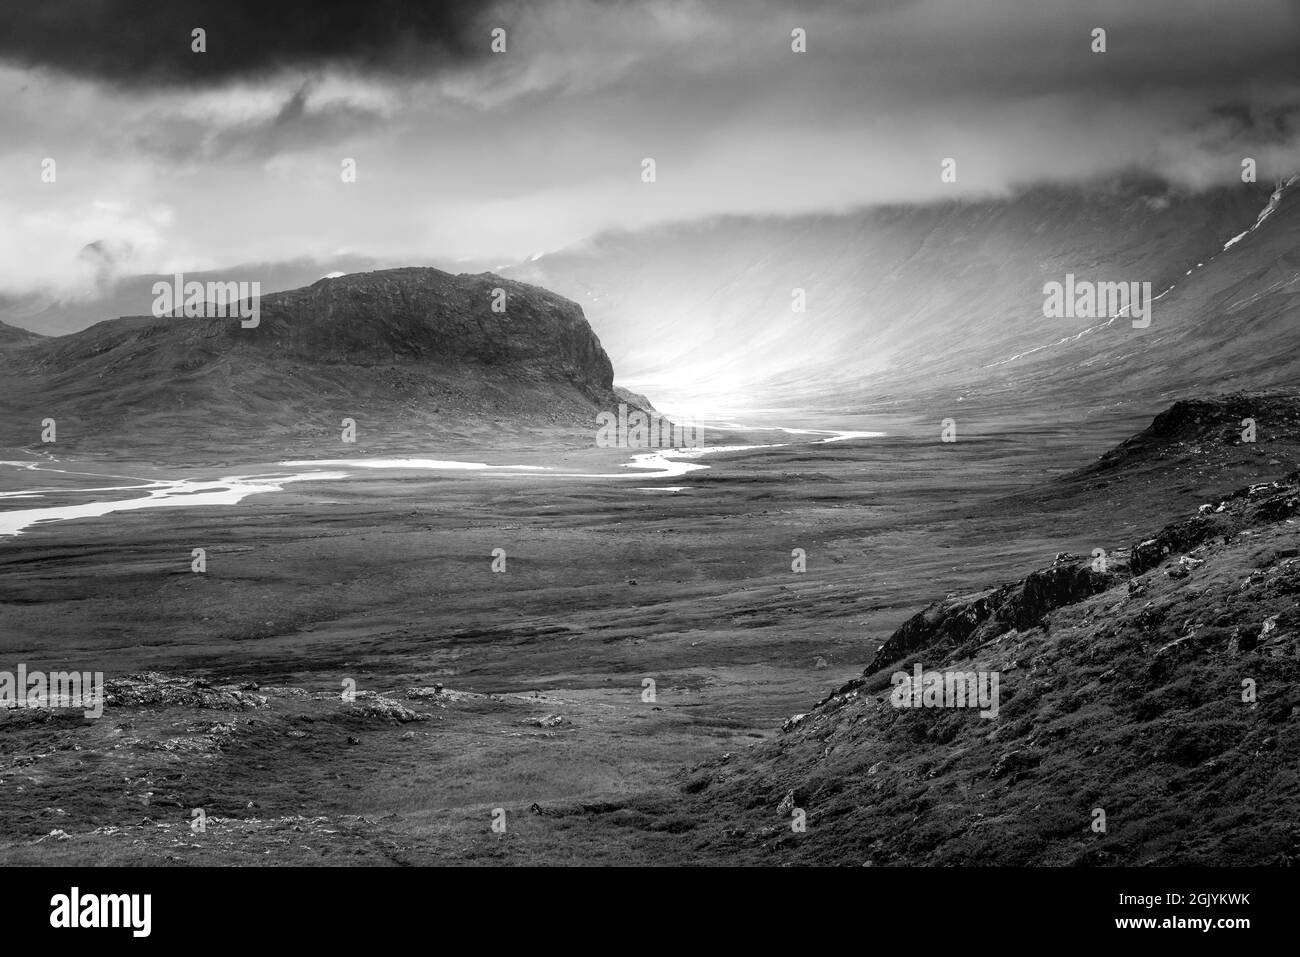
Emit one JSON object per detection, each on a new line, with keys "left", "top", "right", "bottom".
{"left": 4, "top": 0, "right": 1296, "bottom": 99}
{"left": 0, "top": 0, "right": 500, "bottom": 86}
{"left": 763, "top": 0, "right": 1300, "bottom": 103}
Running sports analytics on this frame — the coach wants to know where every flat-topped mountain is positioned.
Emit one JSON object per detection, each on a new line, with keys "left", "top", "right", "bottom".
{"left": 36, "top": 267, "right": 613, "bottom": 387}
{"left": 0, "top": 268, "right": 622, "bottom": 458}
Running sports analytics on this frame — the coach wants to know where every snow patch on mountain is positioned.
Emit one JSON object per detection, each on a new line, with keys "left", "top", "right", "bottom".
{"left": 1223, "top": 174, "right": 1298, "bottom": 250}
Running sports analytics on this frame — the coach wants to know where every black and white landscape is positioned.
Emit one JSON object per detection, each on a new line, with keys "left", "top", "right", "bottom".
{"left": 1, "top": 0, "right": 1298, "bottom": 875}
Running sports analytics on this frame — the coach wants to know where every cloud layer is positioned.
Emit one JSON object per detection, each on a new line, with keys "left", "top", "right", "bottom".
{"left": 1, "top": 0, "right": 1297, "bottom": 296}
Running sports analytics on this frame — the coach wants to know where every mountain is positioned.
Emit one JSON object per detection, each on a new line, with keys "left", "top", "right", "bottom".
{"left": 11, "top": 175, "right": 1294, "bottom": 424}
{"left": 0, "top": 268, "right": 622, "bottom": 458}
{"left": 936, "top": 175, "right": 1300, "bottom": 421}
{"left": 650, "top": 393, "right": 1300, "bottom": 865}
{"left": 504, "top": 175, "right": 1295, "bottom": 414}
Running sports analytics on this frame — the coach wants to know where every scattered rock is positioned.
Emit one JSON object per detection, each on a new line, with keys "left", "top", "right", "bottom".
{"left": 990, "top": 749, "right": 1041, "bottom": 780}
{"left": 347, "top": 691, "right": 427, "bottom": 724}
{"left": 104, "top": 673, "right": 269, "bottom": 711}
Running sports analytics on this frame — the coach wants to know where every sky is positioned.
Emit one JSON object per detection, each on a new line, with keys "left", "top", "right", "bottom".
{"left": 0, "top": 0, "right": 1297, "bottom": 297}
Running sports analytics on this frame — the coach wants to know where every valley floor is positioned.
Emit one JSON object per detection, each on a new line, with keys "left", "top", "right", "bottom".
{"left": 1, "top": 400, "right": 1295, "bottom": 865}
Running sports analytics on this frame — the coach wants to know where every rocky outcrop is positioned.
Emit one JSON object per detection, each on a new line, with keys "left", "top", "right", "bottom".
{"left": 865, "top": 562, "right": 1117, "bottom": 674}
{"left": 614, "top": 385, "right": 657, "bottom": 411}
{"left": 862, "top": 468, "right": 1300, "bottom": 684}
{"left": 104, "top": 673, "right": 268, "bottom": 711}
{"left": 1083, "top": 391, "right": 1300, "bottom": 477}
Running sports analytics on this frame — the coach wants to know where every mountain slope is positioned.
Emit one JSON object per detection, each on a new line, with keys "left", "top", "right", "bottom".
{"left": 641, "top": 395, "right": 1300, "bottom": 865}
{"left": 506, "top": 176, "right": 1277, "bottom": 407}
{"left": 0, "top": 320, "right": 45, "bottom": 353}
{"left": 942, "top": 177, "right": 1300, "bottom": 421}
